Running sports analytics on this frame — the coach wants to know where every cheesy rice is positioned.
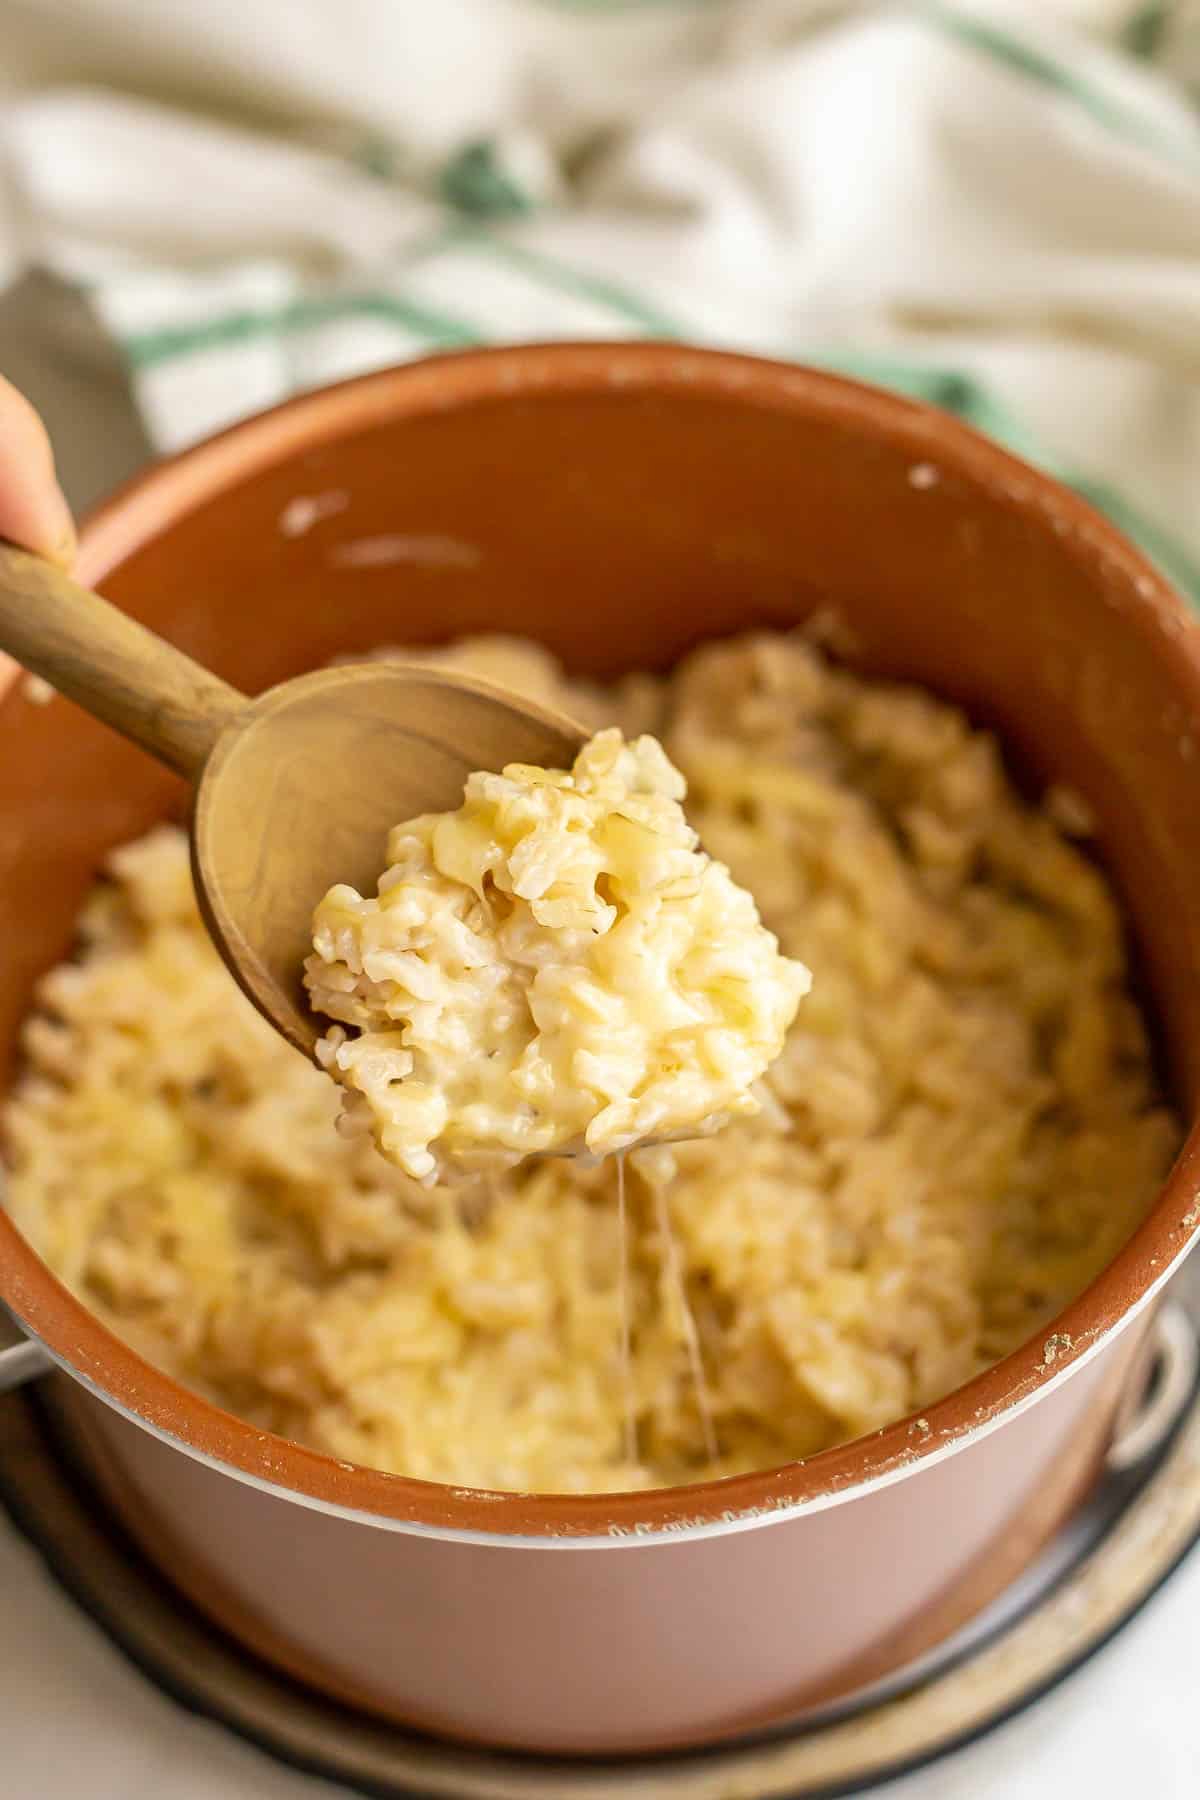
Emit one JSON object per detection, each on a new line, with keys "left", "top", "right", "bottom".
{"left": 1, "top": 633, "right": 1179, "bottom": 1492}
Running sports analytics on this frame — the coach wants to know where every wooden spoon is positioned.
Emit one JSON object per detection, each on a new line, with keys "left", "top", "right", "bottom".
{"left": 0, "top": 543, "right": 586, "bottom": 1057}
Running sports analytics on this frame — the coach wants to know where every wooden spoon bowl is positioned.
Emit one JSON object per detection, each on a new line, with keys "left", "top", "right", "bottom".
{"left": 0, "top": 543, "right": 585, "bottom": 1055}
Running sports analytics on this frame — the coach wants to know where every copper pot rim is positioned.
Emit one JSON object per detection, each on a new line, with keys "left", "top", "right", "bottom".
{"left": 2, "top": 342, "right": 1199, "bottom": 1542}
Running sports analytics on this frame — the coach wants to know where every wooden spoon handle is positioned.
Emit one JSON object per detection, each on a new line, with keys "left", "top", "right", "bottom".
{"left": 0, "top": 542, "right": 246, "bottom": 779}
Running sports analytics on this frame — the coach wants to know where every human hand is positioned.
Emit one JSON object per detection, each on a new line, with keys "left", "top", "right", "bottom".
{"left": 0, "top": 374, "right": 75, "bottom": 566}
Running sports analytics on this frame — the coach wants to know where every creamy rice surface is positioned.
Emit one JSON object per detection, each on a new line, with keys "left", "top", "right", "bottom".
{"left": 2, "top": 633, "right": 1179, "bottom": 1492}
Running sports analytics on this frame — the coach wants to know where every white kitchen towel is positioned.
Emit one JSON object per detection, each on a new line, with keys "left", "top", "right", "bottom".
{"left": 0, "top": 0, "right": 1198, "bottom": 593}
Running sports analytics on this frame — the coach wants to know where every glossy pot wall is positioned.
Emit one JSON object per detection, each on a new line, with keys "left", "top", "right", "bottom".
{"left": 2, "top": 346, "right": 1199, "bottom": 1754}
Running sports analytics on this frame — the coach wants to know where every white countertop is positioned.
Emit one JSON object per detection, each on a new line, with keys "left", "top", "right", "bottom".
{"left": 3, "top": 1494, "right": 1197, "bottom": 1800}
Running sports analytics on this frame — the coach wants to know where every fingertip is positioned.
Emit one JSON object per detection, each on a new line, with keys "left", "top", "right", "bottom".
{"left": 0, "top": 375, "right": 75, "bottom": 562}
{"left": 46, "top": 508, "right": 78, "bottom": 570}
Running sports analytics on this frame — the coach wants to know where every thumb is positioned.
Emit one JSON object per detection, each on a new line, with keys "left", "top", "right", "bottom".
{"left": 0, "top": 374, "right": 76, "bottom": 567}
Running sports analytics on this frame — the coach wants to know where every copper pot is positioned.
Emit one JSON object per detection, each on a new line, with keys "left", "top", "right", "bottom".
{"left": 1, "top": 345, "right": 1198, "bottom": 1755}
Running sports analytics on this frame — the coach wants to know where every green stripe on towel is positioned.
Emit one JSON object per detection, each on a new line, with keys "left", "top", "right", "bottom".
{"left": 441, "top": 143, "right": 537, "bottom": 219}
{"left": 1123, "top": 2, "right": 1174, "bottom": 61}
{"left": 123, "top": 290, "right": 483, "bottom": 371}
{"left": 915, "top": 1, "right": 1200, "bottom": 164}
{"left": 433, "top": 225, "right": 687, "bottom": 338}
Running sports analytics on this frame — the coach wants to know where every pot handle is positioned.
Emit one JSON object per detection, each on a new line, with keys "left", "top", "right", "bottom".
{"left": 0, "top": 1306, "right": 52, "bottom": 1394}
{"left": 1106, "top": 1302, "right": 1198, "bottom": 1474}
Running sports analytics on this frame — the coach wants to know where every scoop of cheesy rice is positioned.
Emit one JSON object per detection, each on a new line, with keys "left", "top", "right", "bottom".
{"left": 304, "top": 729, "right": 810, "bottom": 1183}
